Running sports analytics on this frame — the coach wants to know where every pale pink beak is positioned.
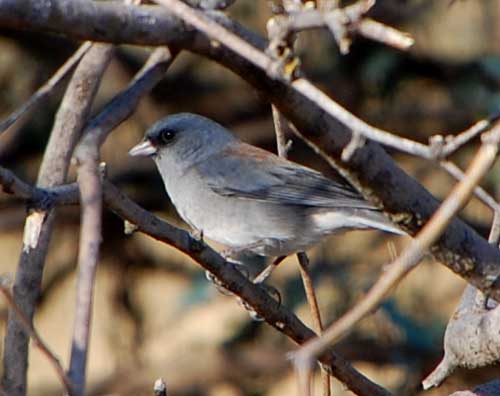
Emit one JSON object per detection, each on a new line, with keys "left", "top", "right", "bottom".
{"left": 129, "top": 140, "right": 157, "bottom": 157}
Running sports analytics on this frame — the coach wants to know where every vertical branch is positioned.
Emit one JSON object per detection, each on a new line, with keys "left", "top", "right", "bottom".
{"left": 1, "top": 43, "right": 113, "bottom": 396}
{"left": 67, "top": 46, "right": 177, "bottom": 396}
{"left": 271, "top": 105, "right": 329, "bottom": 396}
{"left": 68, "top": 136, "right": 103, "bottom": 396}
{"left": 297, "top": 252, "right": 330, "bottom": 396}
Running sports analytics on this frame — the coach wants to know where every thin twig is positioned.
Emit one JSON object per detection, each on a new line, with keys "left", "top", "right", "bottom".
{"left": 297, "top": 252, "right": 330, "bottom": 396}
{"left": 439, "top": 116, "right": 499, "bottom": 158}
{"left": 273, "top": 3, "right": 414, "bottom": 52}
{"left": 292, "top": 122, "right": 500, "bottom": 391}
{"left": 356, "top": 18, "right": 414, "bottom": 51}
{"left": 271, "top": 105, "right": 329, "bottom": 396}
{"left": 0, "top": 166, "right": 79, "bottom": 206}
{"left": 68, "top": 155, "right": 104, "bottom": 396}
{"left": 271, "top": 104, "right": 291, "bottom": 157}
{"left": 0, "top": 279, "right": 74, "bottom": 395}
{"left": 0, "top": 42, "right": 92, "bottom": 135}
{"left": 440, "top": 161, "right": 500, "bottom": 213}
{"left": 489, "top": 211, "right": 500, "bottom": 247}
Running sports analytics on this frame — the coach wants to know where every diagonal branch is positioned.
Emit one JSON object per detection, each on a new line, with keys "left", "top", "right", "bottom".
{"left": 0, "top": 169, "right": 390, "bottom": 396}
{"left": 292, "top": 122, "right": 500, "bottom": 391}
{"left": 0, "top": 278, "right": 74, "bottom": 395}
{"left": 101, "top": 181, "right": 392, "bottom": 396}
{"left": 0, "top": 41, "right": 93, "bottom": 135}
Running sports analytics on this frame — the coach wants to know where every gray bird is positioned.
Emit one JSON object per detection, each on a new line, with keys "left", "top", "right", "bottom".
{"left": 129, "top": 113, "right": 402, "bottom": 264}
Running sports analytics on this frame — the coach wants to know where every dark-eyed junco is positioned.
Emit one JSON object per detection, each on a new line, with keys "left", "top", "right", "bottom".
{"left": 129, "top": 113, "right": 403, "bottom": 261}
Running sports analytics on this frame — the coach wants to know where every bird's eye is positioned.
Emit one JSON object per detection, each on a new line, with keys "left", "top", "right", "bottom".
{"left": 159, "top": 129, "right": 176, "bottom": 144}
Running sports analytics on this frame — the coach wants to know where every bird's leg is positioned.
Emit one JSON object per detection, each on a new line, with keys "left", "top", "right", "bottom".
{"left": 190, "top": 228, "right": 204, "bottom": 242}
{"left": 220, "top": 240, "right": 268, "bottom": 264}
{"left": 253, "top": 255, "right": 287, "bottom": 284}
{"left": 189, "top": 229, "right": 204, "bottom": 252}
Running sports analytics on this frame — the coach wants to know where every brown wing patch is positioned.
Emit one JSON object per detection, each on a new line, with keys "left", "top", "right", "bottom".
{"left": 222, "top": 142, "right": 295, "bottom": 166}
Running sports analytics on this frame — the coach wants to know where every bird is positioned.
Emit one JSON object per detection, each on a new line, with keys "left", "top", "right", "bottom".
{"left": 129, "top": 113, "right": 403, "bottom": 279}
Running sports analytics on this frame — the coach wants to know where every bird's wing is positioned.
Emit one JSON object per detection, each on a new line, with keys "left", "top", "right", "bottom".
{"left": 194, "top": 142, "right": 377, "bottom": 209}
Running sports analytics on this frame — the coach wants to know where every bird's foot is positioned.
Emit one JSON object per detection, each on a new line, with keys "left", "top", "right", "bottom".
{"left": 205, "top": 270, "right": 234, "bottom": 296}
{"left": 236, "top": 284, "right": 282, "bottom": 322}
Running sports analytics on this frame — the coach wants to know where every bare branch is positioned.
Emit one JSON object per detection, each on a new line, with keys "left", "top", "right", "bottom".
{"left": 68, "top": 156, "right": 104, "bottom": 396}
{"left": 422, "top": 199, "right": 500, "bottom": 390}
{"left": 271, "top": 106, "right": 330, "bottom": 396}
{"left": 269, "top": 1, "right": 413, "bottom": 53}
{"left": 154, "top": 0, "right": 272, "bottom": 72}
{"left": 440, "top": 161, "right": 500, "bottom": 213}
{"left": 0, "top": 166, "right": 79, "bottom": 206}
{"left": 0, "top": 42, "right": 92, "bottom": 135}
{"left": 1, "top": 0, "right": 499, "bottom": 329}
{"left": 292, "top": 122, "right": 500, "bottom": 388}
{"left": 297, "top": 252, "right": 330, "bottom": 396}
{"left": 437, "top": 115, "right": 499, "bottom": 159}
{"left": 101, "top": 181, "right": 392, "bottom": 396}
{"left": 0, "top": 278, "right": 74, "bottom": 395}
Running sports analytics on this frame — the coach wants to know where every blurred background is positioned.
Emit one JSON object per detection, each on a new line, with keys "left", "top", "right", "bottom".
{"left": 1, "top": 1, "right": 500, "bottom": 395}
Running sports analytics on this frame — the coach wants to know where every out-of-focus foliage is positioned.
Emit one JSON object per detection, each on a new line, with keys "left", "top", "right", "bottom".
{"left": 0, "top": 1, "right": 499, "bottom": 395}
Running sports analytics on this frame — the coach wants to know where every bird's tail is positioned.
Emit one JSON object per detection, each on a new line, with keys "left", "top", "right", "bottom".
{"left": 313, "top": 208, "right": 406, "bottom": 235}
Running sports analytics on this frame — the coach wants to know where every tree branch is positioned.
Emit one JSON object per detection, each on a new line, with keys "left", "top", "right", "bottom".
{"left": 292, "top": 121, "right": 500, "bottom": 390}
{"left": 0, "top": 41, "right": 93, "bottom": 135}
{"left": 0, "top": 278, "right": 74, "bottom": 395}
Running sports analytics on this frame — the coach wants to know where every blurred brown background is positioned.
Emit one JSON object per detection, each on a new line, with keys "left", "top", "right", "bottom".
{"left": 1, "top": 1, "right": 500, "bottom": 395}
